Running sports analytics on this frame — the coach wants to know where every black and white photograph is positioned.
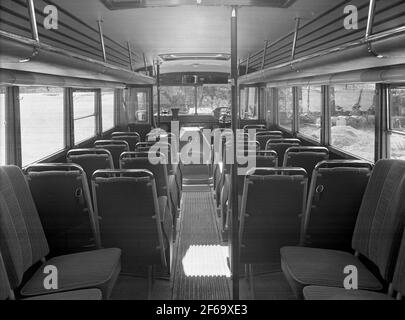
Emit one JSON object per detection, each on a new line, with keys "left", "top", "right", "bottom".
{"left": 0, "top": 0, "right": 404, "bottom": 310}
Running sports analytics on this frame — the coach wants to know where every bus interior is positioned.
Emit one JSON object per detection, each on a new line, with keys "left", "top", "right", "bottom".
{"left": 0, "top": 0, "right": 405, "bottom": 301}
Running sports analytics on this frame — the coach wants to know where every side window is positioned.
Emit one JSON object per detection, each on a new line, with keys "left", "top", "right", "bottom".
{"left": 389, "top": 86, "right": 405, "bottom": 160}
{"left": 0, "top": 87, "right": 6, "bottom": 165}
{"left": 297, "top": 85, "right": 322, "bottom": 142}
{"left": 19, "top": 87, "right": 65, "bottom": 166}
{"left": 102, "top": 89, "right": 115, "bottom": 131}
{"left": 73, "top": 90, "right": 96, "bottom": 144}
{"left": 330, "top": 84, "right": 376, "bottom": 161}
{"left": 278, "top": 87, "right": 293, "bottom": 131}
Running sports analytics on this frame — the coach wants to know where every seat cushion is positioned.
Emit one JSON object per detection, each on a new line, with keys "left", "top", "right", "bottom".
{"left": 24, "top": 289, "right": 102, "bottom": 300}
{"left": 303, "top": 286, "right": 393, "bottom": 300}
{"left": 280, "top": 246, "right": 383, "bottom": 299}
{"left": 21, "top": 248, "right": 121, "bottom": 299}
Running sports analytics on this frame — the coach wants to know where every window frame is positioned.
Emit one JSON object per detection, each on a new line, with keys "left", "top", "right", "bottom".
{"left": 72, "top": 88, "right": 99, "bottom": 145}
{"left": 101, "top": 88, "right": 116, "bottom": 133}
{"left": 387, "top": 84, "right": 405, "bottom": 137}
{"left": 296, "top": 85, "right": 323, "bottom": 144}
{"left": 276, "top": 87, "right": 294, "bottom": 133}
{"left": 327, "top": 82, "right": 377, "bottom": 163}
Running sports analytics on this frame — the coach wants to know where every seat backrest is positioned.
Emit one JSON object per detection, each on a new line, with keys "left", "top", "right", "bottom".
{"left": 256, "top": 134, "right": 283, "bottom": 150}
{"left": 256, "top": 130, "right": 283, "bottom": 137}
{"left": 352, "top": 159, "right": 405, "bottom": 283}
{"left": 0, "top": 252, "right": 12, "bottom": 300}
{"left": 119, "top": 153, "right": 169, "bottom": 198}
{"left": 265, "top": 138, "right": 301, "bottom": 166}
{"left": 94, "top": 140, "right": 129, "bottom": 169}
{"left": 390, "top": 230, "right": 405, "bottom": 298}
{"left": 302, "top": 160, "right": 373, "bottom": 251}
{"left": 67, "top": 148, "right": 114, "bottom": 188}
{"left": 111, "top": 132, "right": 141, "bottom": 151}
{"left": 243, "top": 124, "right": 266, "bottom": 130}
{"left": 24, "top": 163, "right": 99, "bottom": 254}
{"left": 239, "top": 167, "right": 308, "bottom": 264}
{"left": 135, "top": 141, "right": 156, "bottom": 152}
{"left": 91, "top": 169, "right": 168, "bottom": 271}
{"left": 283, "top": 147, "right": 329, "bottom": 186}
{"left": 0, "top": 166, "right": 49, "bottom": 289}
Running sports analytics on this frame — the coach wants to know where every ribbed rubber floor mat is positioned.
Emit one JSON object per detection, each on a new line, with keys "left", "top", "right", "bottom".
{"left": 172, "top": 188, "right": 231, "bottom": 300}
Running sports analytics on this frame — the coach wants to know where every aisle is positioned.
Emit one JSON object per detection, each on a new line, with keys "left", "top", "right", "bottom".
{"left": 172, "top": 185, "right": 231, "bottom": 300}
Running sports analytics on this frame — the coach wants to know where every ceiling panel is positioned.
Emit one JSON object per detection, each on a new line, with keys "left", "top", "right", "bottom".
{"left": 51, "top": 0, "right": 337, "bottom": 72}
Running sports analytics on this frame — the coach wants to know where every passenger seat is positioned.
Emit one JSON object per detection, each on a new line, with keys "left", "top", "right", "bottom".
{"left": 280, "top": 159, "right": 405, "bottom": 299}
{"left": 0, "top": 166, "right": 121, "bottom": 299}
{"left": 266, "top": 138, "right": 301, "bottom": 166}
{"left": 0, "top": 251, "right": 102, "bottom": 300}
{"left": 94, "top": 140, "right": 129, "bottom": 169}
{"left": 24, "top": 163, "right": 100, "bottom": 255}
{"left": 303, "top": 226, "right": 405, "bottom": 300}
{"left": 301, "top": 160, "right": 373, "bottom": 250}
{"left": 111, "top": 132, "right": 141, "bottom": 151}
{"left": 91, "top": 169, "right": 171, "bottom": 275}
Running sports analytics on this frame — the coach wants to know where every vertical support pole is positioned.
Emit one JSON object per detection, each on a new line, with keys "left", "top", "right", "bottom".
{"left": 321, "top": 85, "right": 331, "bottom": 146}
{"left": 291, "top": 17, "right": 301, "bottom": 61}
{"left": 27, "top": 0, "right": 39, "bottom": 42}
{"left": 261, "top": 40, "right": 268, "bottom": 70}
{"left": 127, "top": 41, "right": 134, "bottom": 71}
{"left": 375, "top": 83, "right": 388, "bottom": 160}
{"left": 64, "top": 88, "right": 74, "bottom": 148}
{"left": 156, "top": 61, "right": 161, "bottom": 128}
{"left": 95, "top": 89, "right": 102, "bottom": 137}
{"left": 5, "top": 87, "right": 22, "bottom": 166}
{"left": 143, "top": 52, "right": 148, "bottom": 75}
{"left": 292, "top": 87, "right": 299, "bottom": 135}
{"left": 97, "top": 19, "right": 107, "bottom": 62}
{"left": 245, "top": 53, "right": 250, "bottom": 75}
{"left": 230, "top": 6, "right": 240, "bottom": 300}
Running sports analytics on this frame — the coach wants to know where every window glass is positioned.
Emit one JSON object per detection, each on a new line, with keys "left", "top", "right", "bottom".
{"left": 0, "top": 87, "right": 6, "bottom": 165}
{"left": 330, "top": 84, "right": 376, "bottom": 161}
{"left": 160, "top": 86, "right": 195, "bottom": 115}
{"left": 297, "top": 85, "right": 322, "bottom": 142}
{"left": 197, "top": 85, "right": 231, "bottom": 115}
{"left": 73, "top": 91, "right": 96, "bottom": 144}
{"left": 136, "top": 91, "right": 149, "bottom": 122}
{"left": 278, "top": 87, "right": 293, "bottom": 130}
{"left": 240, "top": 88, "right": 247, "bottom": 118}
{"left": 389, "top": 87, "right": 405, "bottom": 160}
{"left": 20, "top": 87, "right": 64, "bottom": 166}
{"left": 102, "top": 89, "right": 115, "bottom": 131}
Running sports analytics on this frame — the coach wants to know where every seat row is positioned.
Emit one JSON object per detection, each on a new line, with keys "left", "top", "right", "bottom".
{"left": 0, "top": 165, "right": 121, "bottom": 300}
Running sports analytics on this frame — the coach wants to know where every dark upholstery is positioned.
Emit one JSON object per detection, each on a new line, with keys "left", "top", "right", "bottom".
{"left": 92, "top": 170, "right": 170, "bottom": 273}
{"left": 24, "top": 289, "right": 102, "bottom": 300}
{"left": 265, "top": 139, "right": 301, "bottom": 166}
{"left": 304, "top": 225, "right": 405, "bottom": 300}
{"left": 239, "top": 168, "right": 307, "bottom": 264}
{"left": 0, "top": 252, "right": 11, "bottom": 300}
{"left": 352, "top": 160, "right": 405, "bottom": 282}
{"left": 303, "top": 162, "right": 372, "bottom": 250}
{"left": 94, "top": 140, "right": 129, "bottom": 169}
{"left": 111, "top": 132, "right": 141, "bottom": 151}
{"left": 67, "top": 148, "right": 114, "bottom": 190}
{"left": 21, "top": 248, "right": 121, "bottom": 299}
{"left": 256, "top": 134, "right": 283, "bottom": 150}
{"left": 0, "top": 166, "right": 49, "bottom": 288}
{"left": 303, "top": 286, "right": 393, "bottom": 300}
{"left": 25, "top": 164, "right": 98, "bottom": 255}
{"left": 0, "top": 165, "right": 121, "bottom": 300}
{"left": 281, "top": 159, "right": 405, "bottom": 299}
{"left": 281, "top": 246, "right": 383, "bottom": 297}
{"left": 283, "top": 147, "right": 329, "bottom": 187}
{"left": 1, "top": 250, "right": 102, "bottom": 300}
